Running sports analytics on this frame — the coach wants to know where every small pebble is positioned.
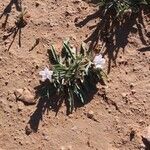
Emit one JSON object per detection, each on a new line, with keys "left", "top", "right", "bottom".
{"left": 71, "top": 126, "right": 78, "bottom": 131}
{"left": 130, "top": 83, "right": 134, "bottom": 89}
{"left": 60, "top": 146, "right": 65, "bottom": 150}
{"left": 17, "top": 101, "right": 24, "bottom": 111}
{"left": 108, "top": 109, "right": 111, "bottom": 114}
{"left": 87, "top": 110, "right": 94, "bottom": 119}
{"left": 35, "top": 1, "right": 40, "bottom": 7}
{"left": 25, "top": 124, "right": 33, "bottom": 135}
{"left": 121, "top": 93, "right": 127, "bottom": 98}
{"left": 131, "top": 90, "right": 136, "bottom": 95}
{"left": 67, "top": 145, "right": 72, "bottom": 150}
{"left": 14, "top": 88, "right": 35, "bottom": 104}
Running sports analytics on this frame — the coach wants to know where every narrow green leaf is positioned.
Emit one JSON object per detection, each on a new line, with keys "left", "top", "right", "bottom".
{"left": 50, "top": 45, "right": 59, "bottom": 64}
{"left": 68, "top": 88, "right": 74, "bottom": 113}
{"left": 63, "top": 41, "right": 75, "bottom": 60}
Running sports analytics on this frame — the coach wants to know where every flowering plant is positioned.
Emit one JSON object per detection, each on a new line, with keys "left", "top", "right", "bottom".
{"left": 39, "top": 41, "right": 106, "bottom": 113}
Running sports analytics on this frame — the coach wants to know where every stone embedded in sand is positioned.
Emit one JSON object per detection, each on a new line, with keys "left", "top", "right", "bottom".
{"left": 14, "top": 88, "right": 35, "bottom": 104}
{"left": 14, "top": 89, "right": 23, "bottom": 98}
{"left": 146, "top": 32, "right": 150, "bottom": 38}
{"left": 60, "top": 146, "right": 65, "bottom": 150}
{"left": 17, "top": 101, "right": 24, "bottom": 111}
{"left": 67, "top": 145, "right": 72, "bottom": 150}
{"left": 121, "top": 93, "right": 127, "bottom": 98}
{"left": 131, "top": 89, "right": 136, "bottom": 95}
{"left": 25, "top": 124, "right": 33, "bottom": 135}
{"left": 142, "top": 125, "right": 150, "bottom": 143}
{"left": 130, "top": 83, "right": 134, "bottom": 89}
{"left": 35, "top": 2, "right": 40, "bottom": 7}
{"left": 87, "top": 110, "right": 94, "bottom": 119}
{"left": 140, "top": 143, "right": 146, "bottom": 150}
{"left": 71, "top": 126, "right": 78, "bottom": 131}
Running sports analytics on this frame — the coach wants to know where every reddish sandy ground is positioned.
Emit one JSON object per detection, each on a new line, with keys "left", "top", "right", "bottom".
{"left": 0, "top": 0, "right": 150, "bottom": 150}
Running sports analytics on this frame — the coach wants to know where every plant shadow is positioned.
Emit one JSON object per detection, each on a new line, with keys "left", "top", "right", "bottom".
{"left": 2, "top": 12, "right": 27, "bottom": 50}
{"left": 27, "top": 76, "right": 103, "bottom": 134}
{"left": 3, "top": 24, "right": 22, "bottom": 50}
{"left": 75, "top": 5, "right": 149, "bottom": 73}
{"left": 0, "top": 0, "right": 22, "bottom": 28}
{"left": 1, "top": 0, "right": 27, "bottom": 50}
{"left": 137, "top": 46, "right": 150, "bottom": 52}
{"left": 142, "top": 137, "right": 150, "bottom": 150}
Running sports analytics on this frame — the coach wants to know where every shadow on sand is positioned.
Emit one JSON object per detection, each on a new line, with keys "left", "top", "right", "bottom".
{"left": 0, "top": 0, "right": 28, "bottom": 50}
{"left": 0, "top": 0, "right": 22, "bottom": 28}
{"left": 75, "top": 5, "right": 149, "bottom": 73}
{"left": 26, "top": 76, "right": 103, "bottom": 134}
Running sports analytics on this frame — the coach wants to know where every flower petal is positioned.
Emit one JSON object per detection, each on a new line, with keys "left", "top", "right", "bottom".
{"left": 44, "top": 67, "right": 50, "bottom": 73}
{"left": 93, "top": 54, "right": 105, "bottom": 69}
{"left": 39, "top": 71, "right": 45, "bottom": 76}
{"left": 95, "top": 64, "right": 102, "bottom": 69}
{"left": 100, "top": 58, "right": 105, "bottom": 65}
{"left": 41, "top": 76, "right": 47, "bottom": 81}
{"left": 39, "top": 67, "right": 53, "bottom": 82}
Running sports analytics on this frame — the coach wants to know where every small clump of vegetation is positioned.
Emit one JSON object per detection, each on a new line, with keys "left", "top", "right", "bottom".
{"left": 97, "top": 0, "right": 150, "bottom": 20}
{"left": 38, "top": 40, "right": 106, "bottom": 113}
{"left": 15, "top": 9, "right": 28, "bottom": 28}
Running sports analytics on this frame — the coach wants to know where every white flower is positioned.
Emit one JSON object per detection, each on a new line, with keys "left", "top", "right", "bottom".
{"left": 39, "top": 67, "right": 53, "bottom": 82}
{"left": 93, "top": 54, "right": 105, "bottom": 69}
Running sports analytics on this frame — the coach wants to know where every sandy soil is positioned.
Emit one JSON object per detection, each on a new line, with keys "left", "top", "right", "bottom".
{"left": 0, "top": 0, "right": 150, "bottom": 150}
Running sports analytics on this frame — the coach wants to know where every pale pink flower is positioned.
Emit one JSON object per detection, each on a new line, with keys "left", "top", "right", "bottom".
{"left": 93, "top": 54, "right": 105, "bottom": 69}
{"left": 39, "top": 67, "right": 53, "bottom": 82}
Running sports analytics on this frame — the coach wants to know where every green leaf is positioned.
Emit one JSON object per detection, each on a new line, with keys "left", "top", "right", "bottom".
{"left": 68, "top": 88, "right": 74, "bottom": 113}
{"left": 80, "top": 42, "right": 88, "bottom": 56}
{"left": 85, "top": 62, "right": 92, "bottom": 75}
{"left": 63, "top": 41, "right": 75, "bottom": 60}
{"left": 49, "top": 45, "right": 59, "bottom": 64}
{"left": 74, "top": 83, "right": 87, "bottom": 104}
{"left": 74, "top": 84, "right": 84, "bottom": 103}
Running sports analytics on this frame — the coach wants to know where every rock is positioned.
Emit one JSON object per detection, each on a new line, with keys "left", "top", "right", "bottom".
{"left": 17, "top": 101, "right": 24, "bottom": 111}
{"left": 139, "top": 143, "right": 146, "bottom": 150}
{"left": 72, "top": 0, "right": 81, "bottom": 3}
{"left": 87, "top": 138, "right": 91, "bottom": 147}
{"left": 87, "top": 110, "right": 94, "bottom": 119}
{"left": 118, "top": 58, "right": 128, "bottom": 65}
{"left": 7, "top": 93, "right": 16, "bottom": 101}
{"left": 67, "top": 145, "right": 72, "bottom": 150}
{"left": 0, "top": 99, "right": 8, "bottom": 111}
{"left": 25, "top": 124, "right": 33, "bottom": 135}
{"left": 35, "top": 2, "right": 40, "bottom": 7}
{"left": 42, "top": 132, "right": 49, "bottom": 141}
{"left": 108, "top": 109, "right": 112, "bottom": 114}
{"left": 14, "top": 88, "right": 35, "bottom": 104}
{"left": 146, "top": 32, "right": 150, "bottom": 38}
{"left": 65, "top": 7, "right": 77, "bottom": 16}
{"left": 130, "top": 83, "right": 134, "bottom": 89}
{"left": 68, "top": 114, "right": 74, "bottom": 118}
{"left": 130, "top": 130, "right": 136, "bottom": 141}
{"left": 14, "top": 89, "right": 23, "bottom": 98}
{"left": 97, "top": 86, "right": 106, "bottom": 98}
{"left": 43, "top": 135, "right": 49, "bottom": 141}
{"left": 121, "top": 93, "right": 127, "bottom": 98}
{"left": 142, "top": 125, "right": 150, "bottom": 144}
{"left": 60, "top": 146, "right": 65, "bottom": 150}
{"left": 131, "top": 90, "right": 136, "bottom": 95}
{"left": 138, "top": 119, "right": 145, "bottom": 125}
{"left": 71, "top": 126, "right": 78, "bottom": 131}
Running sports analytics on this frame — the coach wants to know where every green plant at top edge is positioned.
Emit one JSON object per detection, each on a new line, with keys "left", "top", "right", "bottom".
{"left": 97, "top": 0, "right": 149, "bottom": 20}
